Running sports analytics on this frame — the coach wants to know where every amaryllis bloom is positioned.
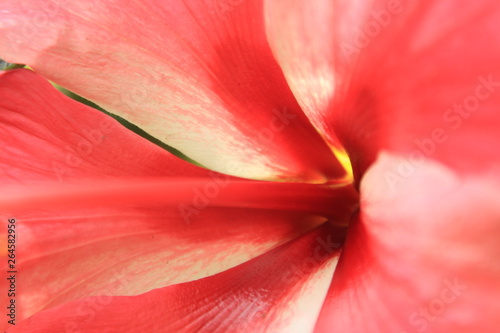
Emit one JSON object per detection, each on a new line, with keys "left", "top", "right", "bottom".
{"left": 1, "top": 0, "right": 500, "bottom": 332}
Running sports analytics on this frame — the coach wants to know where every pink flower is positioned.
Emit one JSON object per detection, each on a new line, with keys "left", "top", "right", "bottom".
{"left": 1, "top": 0, "right": 499, "bottom": 332}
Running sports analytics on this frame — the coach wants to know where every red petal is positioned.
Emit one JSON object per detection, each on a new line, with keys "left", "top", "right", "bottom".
{"left": 266, "top": 0, "right": 500, "bottom": 180}
{"left": 0, "top": 69, "right": 208, "bottom": 184}
{"left": 0, "top": 0, "right": 345, "bottom": 182}
{"left": 8, "top": 223, "right": 344, "bottom": 333}
{"left": 315, "top": 154, "right": 500, "bottom": 332}
{"left": 1, "top": 207, "right": 327, "bottom": 329}
{"left": 265, "top": 0, "right": 341, "bottom": 146}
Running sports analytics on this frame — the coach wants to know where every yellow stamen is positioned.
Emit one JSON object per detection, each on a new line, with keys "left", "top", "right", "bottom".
{"left": 332, "top": 147, "right": 354, "bottom": 183}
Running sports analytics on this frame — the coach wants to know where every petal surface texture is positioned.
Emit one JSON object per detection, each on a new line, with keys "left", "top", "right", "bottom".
{"left": 0, "top": 70, "right": 354, "bottom": 327}
{"left": 0, "top": 0, "right": 346, "bottom": 182}
{"left": 315, "top": 154, "right": 500, "bottom": 332}
{"left": 0, "top": 69, "right": 208, "bottom": 184}
{"left": 8, "top": 224, "right": 343, "bottom": 333}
